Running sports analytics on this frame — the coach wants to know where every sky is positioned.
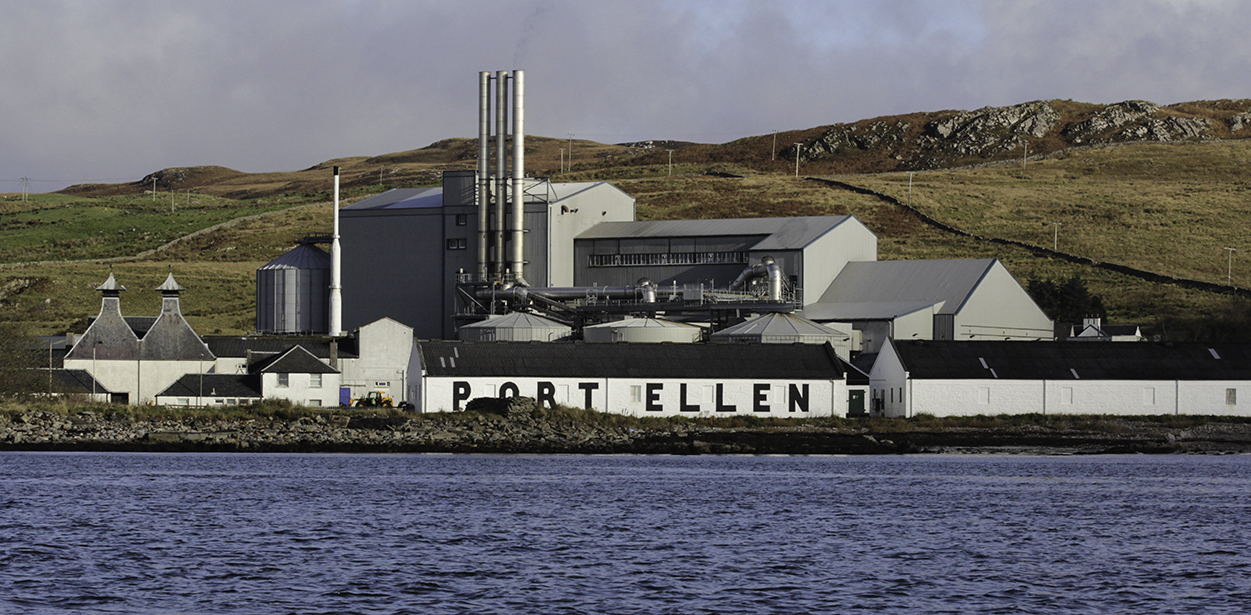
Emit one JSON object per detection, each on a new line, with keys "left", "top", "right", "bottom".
{"left": 2, "top": 0, "right": 1249, "bottom": 193}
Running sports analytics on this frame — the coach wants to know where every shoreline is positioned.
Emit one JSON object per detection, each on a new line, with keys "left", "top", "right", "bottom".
{"left": 4, "top": 407, "right": 1251, "bottom": 455}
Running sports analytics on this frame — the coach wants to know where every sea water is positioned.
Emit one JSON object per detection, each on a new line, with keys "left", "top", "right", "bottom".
{"left": 2, "top": 452, "right": 1249, "bottom": 614}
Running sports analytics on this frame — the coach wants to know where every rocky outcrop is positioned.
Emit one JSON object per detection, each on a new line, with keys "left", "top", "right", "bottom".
{"left": 793, "top": 99, "right": 1237, "bottom": 172}
{"left": 1063, "top": 101, "right": 1214, "bottom": 144}
{"left": 4, "top": 403, "right": 1251, "bottom": 455}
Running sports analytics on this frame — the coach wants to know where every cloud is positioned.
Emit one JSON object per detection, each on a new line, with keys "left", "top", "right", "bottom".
{"left": 1, "top": 0, "right": 1248, "bottom": 192}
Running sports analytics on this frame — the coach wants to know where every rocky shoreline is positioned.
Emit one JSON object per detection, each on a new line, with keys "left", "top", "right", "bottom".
{"left": 4, "top": 403, "right": 1251, "bottom": 455}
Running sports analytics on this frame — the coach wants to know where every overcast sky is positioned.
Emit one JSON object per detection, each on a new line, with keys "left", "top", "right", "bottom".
{"left": 3, "top": 0, "right": 1248, "bottom": 193}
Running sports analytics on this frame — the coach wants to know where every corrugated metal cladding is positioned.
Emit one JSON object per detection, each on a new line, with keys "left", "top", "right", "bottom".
{"left": 256, "top": 245, "right": 330, "bottom": 334}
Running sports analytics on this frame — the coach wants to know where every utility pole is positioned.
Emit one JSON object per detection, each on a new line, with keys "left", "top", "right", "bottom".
{"left": 772, "top": 130, "right": 778, "bottom": 161}
{"left": 558, "top": 148, "right": 565, "bottom": 173}
{"left": 567, "top": 134, "right": 574, "bottom": 167}
{"left": 666, "top": 149, "right": 674, "bottom": 176}
{"left": 1045, "top": 222, "right": 1062, "bottom": 251}
{"left": 20, "top": 177, "right": 29, "bottom": 202}
{"left": 1225, "top": 247, "right": 1237, "bottom": 288}
{"left": 152, "top": 176, "right": 157, "bottom": 201}
{"left": 794, "top": 143, "right": 802, "bottom": 177}
{"left": 908, "top": 172, "right": 914, "bottom": 207}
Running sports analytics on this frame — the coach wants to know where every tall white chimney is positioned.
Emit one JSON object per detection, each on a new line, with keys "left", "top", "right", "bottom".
{"left": 510, "top": 69, "right": 527, "bottom": 285}
{"left": 328, "top": 166, "right": 343, "bottom": 337}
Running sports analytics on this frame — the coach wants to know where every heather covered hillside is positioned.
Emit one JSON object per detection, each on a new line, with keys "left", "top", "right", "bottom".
{"left": 3, "top": 99, "right": 1250, "bottom": 339}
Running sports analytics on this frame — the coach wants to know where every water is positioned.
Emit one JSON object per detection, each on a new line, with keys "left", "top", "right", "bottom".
{"left": 2, "top": 453, "right": 1249, "bottom": 614}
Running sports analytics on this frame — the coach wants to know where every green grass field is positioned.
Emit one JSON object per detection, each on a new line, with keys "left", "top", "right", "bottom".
{"left": 3, "top": 138, "right": 1250, "bottom": 340}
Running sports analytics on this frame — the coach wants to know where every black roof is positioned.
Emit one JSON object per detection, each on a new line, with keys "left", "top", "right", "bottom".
{"left": 420, "top": 341, "right": 848, "bottom": 380}
{"left": 252, "top": 346, "right": 339, "bottom": 375}
{"left": 53, "top": 369, "right": 111, "bottom": 394}
{"left": 157, "top": 373, "right": 262, "bottom": 399}
{"left": 892, "top": 340, "right": 1251, "bottom": 380}
{"left": 204, "top": 335, "right": 359, "bottom": 360}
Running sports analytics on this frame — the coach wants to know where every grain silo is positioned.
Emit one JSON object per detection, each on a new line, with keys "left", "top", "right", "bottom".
{"left": 583, "top": 317, "right": 703, "bottom": 343}
{"left": 256, "top": 244, "right": 331, "bottom": 334}
{"left": 457, "top": 311, "right": 571, "bottom": 342}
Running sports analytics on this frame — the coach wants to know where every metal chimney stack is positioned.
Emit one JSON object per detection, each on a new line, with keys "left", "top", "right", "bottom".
{"left": 476, "top": 70, "right": 527, "bottom": 285}
{"left": 476, "top": 72, "right": 490, "bottom": 282}
{"left": 509, "top": 69, "right": 527, "bottom": 286}
{"left": 328, "top": 166, "right": 343, "bottom": 337}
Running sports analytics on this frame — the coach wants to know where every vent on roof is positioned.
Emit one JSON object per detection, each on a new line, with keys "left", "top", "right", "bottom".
{"left": 978, "top": 357, "right": 989, "bottom": 369}
{"left": 1209, "top": 348, "right": 1221, "bottom": 360}
{"left": 1070, "top": 368, "right": 1080, "bottom": 379}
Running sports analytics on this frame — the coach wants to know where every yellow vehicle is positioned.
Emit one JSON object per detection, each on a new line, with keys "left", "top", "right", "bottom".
{"left": 351, "top": 391, "right": 394, "bottom": 408}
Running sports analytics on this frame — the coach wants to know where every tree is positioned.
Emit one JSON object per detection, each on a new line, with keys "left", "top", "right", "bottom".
{"left": 0, "top": 323, "right": 45, "bottom": 398}
{"left": 1026, "top": 275, "right": 1107, "bottom": 326}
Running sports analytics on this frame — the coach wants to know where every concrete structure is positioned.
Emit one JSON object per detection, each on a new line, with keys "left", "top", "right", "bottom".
{"left": 340, "top": 173, "right": 635, "bottom": 339}
{"left": 805, "top": 259, "right": 1054, "bottom": 354}
{"left": 415, "top": 340, "right": 867, "bottom": 418}
{"left": 870, "top": 340, "right": 1251, "bottom": 417}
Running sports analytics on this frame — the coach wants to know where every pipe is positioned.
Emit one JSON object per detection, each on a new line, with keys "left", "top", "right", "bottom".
{"left": 477, "top": 71, "right": 490, "bottom": 281}
{"left": 477, "top": 285, "right": 654, "bottom": 302}
{"left": 328, "top": 166, "right": 343, "bottom": 336}
{"left": 510, "top": 69, "right": 527, "bottom": 286}
{"left": 728, "top": 256, "right": 784, "bottom": 301}
{"left": 494, "top": 70, "right": 508, "bottom": 278}
{"left": 638, "top": 278, "right": 656, "bottom": 303}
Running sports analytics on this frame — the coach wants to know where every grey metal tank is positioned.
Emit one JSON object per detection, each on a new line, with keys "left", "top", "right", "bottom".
{"left": 458, "top": 312, "right": 571, "bottom": 342}
{"left": 582, "top": 317, "right": 703, "bottom": 343}
{"left": 256, "top": 244, "right": 331, "bottom": 334}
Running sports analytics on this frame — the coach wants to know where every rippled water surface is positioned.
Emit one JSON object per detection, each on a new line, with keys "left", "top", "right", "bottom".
{"left": 2, "top": 453, "right": 1249, "bottom": 614}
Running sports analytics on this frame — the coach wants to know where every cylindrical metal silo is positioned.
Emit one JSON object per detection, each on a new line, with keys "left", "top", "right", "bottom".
{"left": 256, "top": 244, "right": 331, "bottom": 334}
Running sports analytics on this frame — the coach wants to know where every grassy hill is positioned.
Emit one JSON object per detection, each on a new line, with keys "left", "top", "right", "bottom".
{"left": 4, "top": 99, "right": 1251, "bottom": 340}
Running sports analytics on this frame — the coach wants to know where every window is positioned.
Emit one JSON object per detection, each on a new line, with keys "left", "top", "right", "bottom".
{"left": 446, "top": 238, "right": 467, "bottom": 250}
{"left": 277, "top": 373, "right": 289, "bottom": 388}
{"left": 308, "top": 399, "right": 322, "bottom": 407}
{"left": 310, "top": 374, "right": 322, "bottom": 388}
{"left": 630, "top": 385, "right": 642, "bottom": 403}
{"left": 1227, "top": 388, "right": 1237, "bottom": 406}
{"left": 977, "top": 387, "right": 990, "bottom": 404}
{"left": 455, "top": 214, "right": 468, "bottom": 226}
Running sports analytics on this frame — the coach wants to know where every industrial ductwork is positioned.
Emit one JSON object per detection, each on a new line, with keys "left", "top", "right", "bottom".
{"left": 729, "top": 256, "right": 784, "bottom": 302}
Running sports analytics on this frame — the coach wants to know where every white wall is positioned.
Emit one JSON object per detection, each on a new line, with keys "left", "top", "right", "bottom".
{"left": 65, "top": 358, "right": 212, "bottom": 405}
{"left": 261, "top": 372, "right": 342, "bottom": 407}
{"left": 877, "top": 378, "right": 1251, "bottom": 417}
{"left": 422, "top": 376, "right": 845, "bottom": 418}
{"left": 955, "top": 262, "right": 1054, "bottom": 340}
{"left": 801, "top": 217, "right": 877, "bottom": 306}
{"left": 339, "top": 318, "right": 414, "bottom": 405}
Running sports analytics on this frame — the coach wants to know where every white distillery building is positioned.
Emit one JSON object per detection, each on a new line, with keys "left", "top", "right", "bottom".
{"left": 415, "top": 340, "right": 869, "bottom": 417}
{"left": 870, "top": 340, "right": 1251, "bottom": 417}
{"left": 803, "top": 258, "right": 1055, "bottom": 354}
{"left": 65, "top": 272, "right": 416, "bottom": 408}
